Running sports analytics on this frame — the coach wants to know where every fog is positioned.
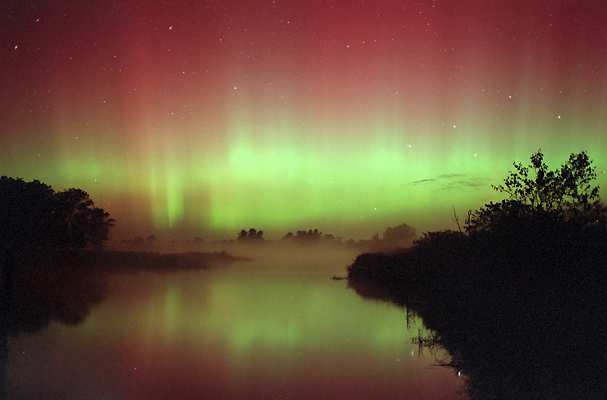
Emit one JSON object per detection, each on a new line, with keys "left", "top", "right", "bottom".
{"left": 111, "top": 222, "right": 418, "bottom": 269}
{"left": 109, "top": 239, "right": 360, "bottom": 274}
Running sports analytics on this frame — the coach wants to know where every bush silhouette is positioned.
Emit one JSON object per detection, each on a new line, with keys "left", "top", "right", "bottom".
{"left": 466, "top": 150, "right": 604, "bottom": 234}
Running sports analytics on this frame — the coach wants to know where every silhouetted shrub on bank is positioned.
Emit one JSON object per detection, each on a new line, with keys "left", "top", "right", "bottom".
{"left": 346, "top": 150, "right": 607, "bottom": 399}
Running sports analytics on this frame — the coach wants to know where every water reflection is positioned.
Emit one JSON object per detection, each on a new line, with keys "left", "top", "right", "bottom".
{"left": 0, "top": 249, "right": 240, "bottom": 399}
{"left": 0, "top": 256, "right": 110, "bottom": 399}
{"left": 348, "top": 275, "right": 607, "bottom": 399}
{"left": 4, "top": 251, "right": 463, "bottom": 399}
{"left": 5, "top": 264, "right": 109, "bottom": 335}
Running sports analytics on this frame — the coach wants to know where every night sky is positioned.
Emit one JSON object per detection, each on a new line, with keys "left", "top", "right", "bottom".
{"left": 2, "top": 1, "right": 606, "bottom": 240}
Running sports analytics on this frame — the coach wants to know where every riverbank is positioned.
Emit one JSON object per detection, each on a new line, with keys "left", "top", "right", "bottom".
{"left": 2, "top": 248, "right": 249, "bottom": 274}
{"left": 346, "top": 224, "right": 607, "bottom": 399}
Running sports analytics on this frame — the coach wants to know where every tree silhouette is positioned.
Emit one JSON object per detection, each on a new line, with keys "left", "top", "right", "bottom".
{"left": 495, "top": 150, "right": 600, "bottom": 212}
{"left": 292, "top": 229, "right": 322, "bottom": 242}
{"left": 237, "top": 228, "right": 264, "bottom": 243}
{"left": 146, "top": 235, "right": 158, "bottom": 246}
{"left": 0, "top": 176, "right": 114, "bottom": 251}
{"left": 237, "top": 229, "right": 248, "bottom": 242}
{"left": 382, "top": 223, "right": 417, "bottom": 247}
{"left": 467, "top": 150, "right": 605, "bottom": 233}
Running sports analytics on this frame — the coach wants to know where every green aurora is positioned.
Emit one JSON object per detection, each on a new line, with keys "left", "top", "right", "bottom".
{"left": 2, "top": 1, "right": 606, "bottom": 240}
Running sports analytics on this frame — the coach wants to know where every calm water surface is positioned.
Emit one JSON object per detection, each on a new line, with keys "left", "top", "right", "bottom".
{"left": 6, "top": 250, "right": 462, "bottom": 399}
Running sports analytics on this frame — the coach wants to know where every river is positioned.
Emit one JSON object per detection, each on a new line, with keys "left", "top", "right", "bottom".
{"left": 5, "top": 248, "right": 462, "bottom": 399}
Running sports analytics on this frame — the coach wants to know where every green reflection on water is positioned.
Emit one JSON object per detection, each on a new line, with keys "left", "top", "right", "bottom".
{"left": 20, "top": 256, "right": 460, "bottom": 399}
{"left": 80, "top": 258, "right": 427, "bottom": 359}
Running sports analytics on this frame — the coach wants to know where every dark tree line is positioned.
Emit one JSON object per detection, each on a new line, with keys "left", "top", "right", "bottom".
{"left": 0, "top": 176, "right": 114, "bottom": 252}
{"left": 282, "top": 229, "right": 324, "bottom": 242}
{"left": 237, "top": 228, "right": 265, "bottom": 243}
{"left": 347, "top": 150, "right": 607, "bottom": 400}
{"left": 232, "top": 225, "right": 417, "bottom": 249}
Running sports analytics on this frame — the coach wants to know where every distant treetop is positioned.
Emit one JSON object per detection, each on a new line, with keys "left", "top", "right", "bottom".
{"left": 237, "top": 228, "right": 264, "bottom": 243}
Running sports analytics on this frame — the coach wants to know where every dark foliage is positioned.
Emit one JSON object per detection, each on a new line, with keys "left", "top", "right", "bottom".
{"left": 346, "top": 150, "right": 607, "bottom": 399}
{"left": 0, "top": 176, "right": 114, "bottom": 251}
{"left": 381, "top": 223, "right": 417, "bottom": 248}
{"left": 466, "top": 150, "right": 604, "bottom": 234}
{"left": 346, "top": 223, "right": 417, "bottom": 252}
{"left": 237, "top": 228, "right": 265, "bottom": 243}
{"left": 282, "top": 229, "right": 323, "bottom": 242}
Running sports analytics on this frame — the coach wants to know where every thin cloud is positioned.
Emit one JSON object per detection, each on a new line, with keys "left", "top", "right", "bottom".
{"left": 410, "top": 174, "right": 491, "bottom": 190}
{"left": 409, "top": 178, "right": 437, "bottom": 185}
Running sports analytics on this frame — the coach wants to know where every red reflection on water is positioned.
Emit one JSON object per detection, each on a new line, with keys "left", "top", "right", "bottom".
{"left": 7, "top": 264, "right": 463, "bottom": 399}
